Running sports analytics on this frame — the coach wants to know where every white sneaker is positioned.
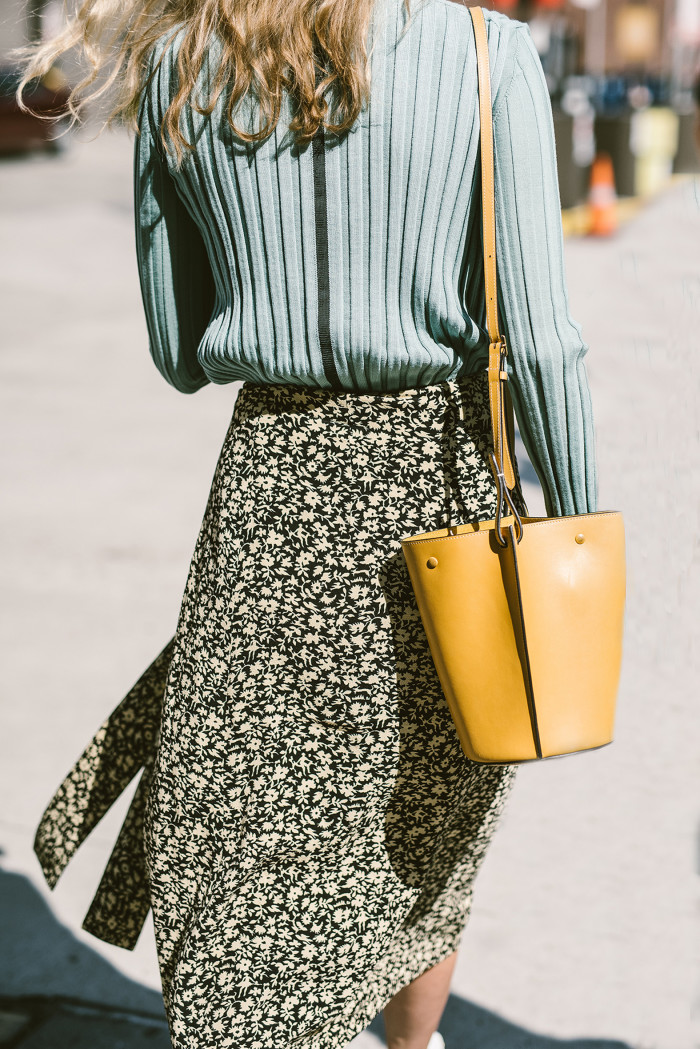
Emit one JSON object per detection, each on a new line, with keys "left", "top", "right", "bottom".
{"left": 427, "top": 1034, "right": 445, "bottom": 1049}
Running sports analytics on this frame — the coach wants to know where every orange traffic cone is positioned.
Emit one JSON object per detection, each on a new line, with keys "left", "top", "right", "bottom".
{"left": 587, "top": 153, "right": 618, "bottom": 236}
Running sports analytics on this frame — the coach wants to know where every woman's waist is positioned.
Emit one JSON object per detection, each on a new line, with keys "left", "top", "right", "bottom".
{"left": 230, "top": 368, "right": 493, "bottom": 440}
{"left": 198, "top": 325, "right": 489, "bottom": 399}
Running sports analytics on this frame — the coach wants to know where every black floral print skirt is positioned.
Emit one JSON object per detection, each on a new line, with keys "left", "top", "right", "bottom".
{"left": 144, "top": 371, "right": 524, "bottom": 1049}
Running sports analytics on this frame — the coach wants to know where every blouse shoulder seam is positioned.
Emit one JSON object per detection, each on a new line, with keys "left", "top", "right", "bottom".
{"left": 492, "top": 25, "right": 530, "bottom": 119}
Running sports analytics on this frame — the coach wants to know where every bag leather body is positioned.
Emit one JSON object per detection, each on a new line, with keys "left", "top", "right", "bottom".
{"left": 400, "top": 6, "right": 626, "bottom": 765}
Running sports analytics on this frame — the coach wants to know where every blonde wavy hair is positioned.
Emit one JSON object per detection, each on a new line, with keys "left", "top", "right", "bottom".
{"left": 16, "top": 0, "right": 413, "bottom": 160}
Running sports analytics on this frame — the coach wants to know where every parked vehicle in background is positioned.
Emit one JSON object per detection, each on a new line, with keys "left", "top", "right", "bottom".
{"left": 0, "top": 66, "right": 70, "bottom": 155}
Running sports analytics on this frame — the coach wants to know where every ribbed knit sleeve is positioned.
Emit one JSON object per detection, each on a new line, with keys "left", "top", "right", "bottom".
{"left": 134, "top": 74, "right": 214, "bottom": 394}
{"left": 493, "top": 25, "right": 598, "bottom": 516}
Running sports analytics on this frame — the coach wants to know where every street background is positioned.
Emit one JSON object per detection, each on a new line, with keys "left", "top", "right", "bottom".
{"left": 1, "top": 122, "right": 698, "bottom": 1049}
{"left": 1, "top": 0, "right": 699, "bottom": 1043}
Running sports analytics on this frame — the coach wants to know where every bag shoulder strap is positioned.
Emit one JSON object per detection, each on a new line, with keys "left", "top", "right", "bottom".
{"left": 468, "top": 6, "right": 516, "bottom": 493}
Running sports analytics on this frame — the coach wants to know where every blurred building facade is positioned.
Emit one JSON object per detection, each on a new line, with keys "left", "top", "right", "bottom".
{"left": 2, "top": 0, "right": 699, "bottom": 200}
{"left": 490, "top": 0, "right": 700, "bottom": 202}
{"left": 490, "top": 0, "right": 698, "bottom": 82}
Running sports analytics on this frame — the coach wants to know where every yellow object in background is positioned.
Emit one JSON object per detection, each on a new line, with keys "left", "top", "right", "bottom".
{"left": 40, "top": 65, "right": 69, "bottom": 92}
{"left": 631, "top": 107, "right": 680, "bottom": 197}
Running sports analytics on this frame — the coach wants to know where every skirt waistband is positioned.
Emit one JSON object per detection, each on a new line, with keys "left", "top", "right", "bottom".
{"left": 240, "top": 371, "right": 488, "bottom": 411}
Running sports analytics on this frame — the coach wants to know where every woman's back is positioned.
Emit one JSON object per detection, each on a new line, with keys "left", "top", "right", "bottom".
{"left": 22, "top": 4, "right": 605, "bottom": 1044}
{"left": 136, "top": 0, "right": 596, "bottom": 517}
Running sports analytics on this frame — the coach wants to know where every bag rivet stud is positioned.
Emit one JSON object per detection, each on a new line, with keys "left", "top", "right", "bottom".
{"left": 426, "top": 556, "right": 438, "bottom": 569}
{"left": 575, "top": 533, "right": 585, "bottom": 544}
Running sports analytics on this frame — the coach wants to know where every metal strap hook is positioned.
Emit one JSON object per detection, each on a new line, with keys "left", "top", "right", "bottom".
{"left": 489, "top": 450, "right": 524, "bottom": 548}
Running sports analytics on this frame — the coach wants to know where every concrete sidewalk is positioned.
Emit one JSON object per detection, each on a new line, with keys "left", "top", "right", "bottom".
{"left": 0, "top": 128, "right": 698, "bottom": 1049}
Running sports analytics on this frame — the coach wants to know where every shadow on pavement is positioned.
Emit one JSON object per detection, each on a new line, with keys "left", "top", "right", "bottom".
{"left": 0, "top": 858, "right": 168, "bottom": 1046}
{"left": 366, "top": 996, "right": 634, "bottom": 1049}
{"left": 1, "top": 859, "right": 633, "bottom": 1049}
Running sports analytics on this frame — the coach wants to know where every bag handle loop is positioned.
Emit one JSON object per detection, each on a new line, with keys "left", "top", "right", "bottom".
{"left": 468, "top": 6, "right": 522, "bottom": 543}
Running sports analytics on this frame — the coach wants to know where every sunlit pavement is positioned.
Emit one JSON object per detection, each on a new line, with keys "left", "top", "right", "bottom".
{"left": 1, "top": 127, "right": 697, "bottom": 1049}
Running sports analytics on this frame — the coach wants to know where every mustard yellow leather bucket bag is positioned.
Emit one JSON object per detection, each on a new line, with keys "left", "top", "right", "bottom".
{"left": 400, "top": 6, "right": 626, "bottom": 765}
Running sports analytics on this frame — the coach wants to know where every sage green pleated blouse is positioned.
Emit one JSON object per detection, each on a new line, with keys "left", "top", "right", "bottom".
{"left": 134, "top": 0, "right": 598, "bottom": 516}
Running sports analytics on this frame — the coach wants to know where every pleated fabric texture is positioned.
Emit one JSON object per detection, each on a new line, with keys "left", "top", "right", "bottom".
{"left": 144, "top": 372, "right": 524, "bottom": 1049}
{"left": 134, "top": 0, "right": 597, "bottom": 517}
